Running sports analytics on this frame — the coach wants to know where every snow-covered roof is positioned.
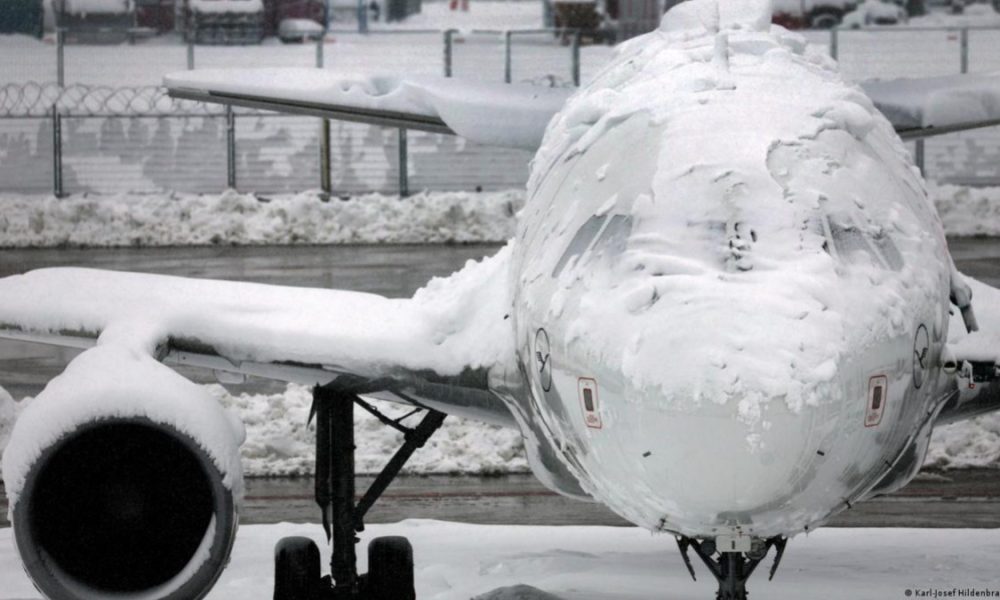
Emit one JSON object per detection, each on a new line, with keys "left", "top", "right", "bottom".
{"left": 188, "top": 0, "right": 263, "bottom": 15}
{"left": 61, "top": 0, "right": 132, "bottom": 15}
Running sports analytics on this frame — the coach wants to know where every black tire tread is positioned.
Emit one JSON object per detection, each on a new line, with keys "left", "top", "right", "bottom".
{"left": 274, "top": 536, "right": 320, "bottom": 600}
{"left": 367, "top": 536, "right": 415, "bottom": 600}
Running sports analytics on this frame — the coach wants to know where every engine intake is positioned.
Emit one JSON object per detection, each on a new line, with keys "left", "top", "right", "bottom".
{"left": 12, "top": 417, "right": 238, "bottom": 599}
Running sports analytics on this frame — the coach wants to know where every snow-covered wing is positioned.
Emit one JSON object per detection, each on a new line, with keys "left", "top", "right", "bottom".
{"left": 165, "top": 69, "right": 571, "bottom": 150}
{"left": 939, "top": 276, "right": 1000, "bottom": 425}
{"left": 860, "top": 72, "right": 1000, "bottom": 139}
{"left": 0, "top": 249, "right": 516, "bottom": 426}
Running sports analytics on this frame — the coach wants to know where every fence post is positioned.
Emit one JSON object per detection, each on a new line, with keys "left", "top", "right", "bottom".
{"left": 52, "top": 105, "right": 63, "bottom": 198}
{"left": 571, "top": 30, "right": 581, "bottom": 87}
{"left": 320, "top": 119, "right": 332, "bottom": 197}
{"left": 316, "top": 35, "right": 324, "bottom": 68}
{"left": 504, "top": 30, "right": 513, "bottom": 83}
{"left": 914, "top": 139, "right": 926, "bottom": 177}
{"left": 56, "top": 29, "right": 65, "bottom": 87}
{"left": 444, "top": 29, "right": 455, "bottom": 78}
{"left": 357, "top": 0, "right": 368, "bottom": 34}
{"left": 830, "top": 27, "right": 839, "bottom": 61}
{"left": 226, "top": 106, "right": 237, "bottom": 189}
{"left": 187, "top": 39, "right": 195, "bottom": 70}
{"left": 398, "top": 128, "right": 409, "bottom": 197}
{"left": 960, "top": 27, "right": 969, "bottom": 73}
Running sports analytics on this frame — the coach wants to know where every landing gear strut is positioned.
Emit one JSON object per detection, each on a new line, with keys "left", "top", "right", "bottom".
{"left": 677, "top": 536, "right": 787, "bottom": 600}
{"left": 273, "top": 382, "right": 446, "bottom": 600}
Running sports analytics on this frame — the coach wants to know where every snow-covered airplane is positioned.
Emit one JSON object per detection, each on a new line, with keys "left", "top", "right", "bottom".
{"left": 3, "top": 1, "right": 1000, "bottom": 599}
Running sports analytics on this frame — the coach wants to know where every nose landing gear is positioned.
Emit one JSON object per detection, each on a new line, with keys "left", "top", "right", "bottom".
{"left": 272, "top": 382, "right": 446, "bottom": 600}
{"left": 676, "top": 535, "right": 787, "bottom": 600}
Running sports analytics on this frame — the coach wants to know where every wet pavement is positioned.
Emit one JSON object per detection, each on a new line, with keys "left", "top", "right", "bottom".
{"left": 1, "top": 470, "right": 999, "bottom": 529}
{"left": 1, "top": 239, "right": 1000, "bottom": 528}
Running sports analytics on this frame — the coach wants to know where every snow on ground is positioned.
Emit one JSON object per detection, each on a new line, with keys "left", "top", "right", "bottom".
{"left": 1, "top": 184, "right": 1000, "bottom": 248}
{"left": 3, "top": 521, "right": 1000, "bottom": 599}
{"left": 213, "top": 383, "right": 528, "bottom": 476}
{"left": 907, "top": 3, "right": 1000, "bottom": 28}
{"left": 0, "top": 190, "right": 523, "bottom": 247}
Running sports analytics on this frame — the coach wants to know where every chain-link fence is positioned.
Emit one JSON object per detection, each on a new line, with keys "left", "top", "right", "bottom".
{"left": 2, "top": 25, "right": 1000, "bottom": 197}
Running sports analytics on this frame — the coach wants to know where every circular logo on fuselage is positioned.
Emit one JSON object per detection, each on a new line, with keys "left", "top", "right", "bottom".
{"left": 534, "top": 328, "right": 552, "bottom": 392}
{"left": 912, "top": 324, "right": 930, "bottom": 390}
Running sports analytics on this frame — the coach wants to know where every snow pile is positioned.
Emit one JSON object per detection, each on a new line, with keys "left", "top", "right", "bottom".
{"left": 1, "top": 185, "right": 999, "bottom": 248}
{"left": 0, "top": 190, "right": 523, "bottom": 247}
{"left": 214, "top": 383, "right": 527, "bottom": 476}
{"left": 926, "top": 411, "right": 1000, "bottom": 469}
{"left": 932, "top": 183, "right": 1000, "bottom": 236}
{"left": 0, "top": 345, "right": 246, "bottom": 507}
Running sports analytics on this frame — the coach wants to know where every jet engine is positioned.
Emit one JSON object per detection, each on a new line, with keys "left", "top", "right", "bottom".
{"left": 2, "top": 345, "right": 244, "bottom": 600}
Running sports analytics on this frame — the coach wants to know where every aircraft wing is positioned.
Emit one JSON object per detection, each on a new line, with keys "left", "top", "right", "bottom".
{"left": 937, "top": 275, "right": 1000, "bottom": 425}
{"left": 0, "top": 249, "right": 517, "bottom": 427}
{"left": 859, "top": 72, "right": 1000, "bottom": 140}
{"left": 165, "top": 68, "right": 1000, "bottom": 150}
{"left": 164, "top": 68, "right": 572, "bottom": 150}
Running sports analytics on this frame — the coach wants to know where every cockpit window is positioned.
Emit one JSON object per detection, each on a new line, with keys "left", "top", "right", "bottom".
{"left": 552, "top": 214, "right": 633, "bottom": 278}
{"left": 822, "top": 213, "right": 903, "bottom": 271}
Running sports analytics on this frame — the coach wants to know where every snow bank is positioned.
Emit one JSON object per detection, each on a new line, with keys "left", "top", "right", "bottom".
{"left": 215, "top": 383, "right": 527, "bottom": 476}
{"left": 1, "top": 345, "right": 246, "bottom": 507}
{"left": 2, "top": 185, "right": 1000, "bottom": 248}
{"left": 932, "top": 183, "right": 1000, "bottom": 236}
{"left": 0, "top": 190, "right": 523, "bottom": 247}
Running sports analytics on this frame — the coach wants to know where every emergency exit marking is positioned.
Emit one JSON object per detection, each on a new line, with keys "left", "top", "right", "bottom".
{"left": 578, "top": 377, "right": 602, "bottom": 429}
{"left": 865, "top": 375, "right": 888, "bottom": 428}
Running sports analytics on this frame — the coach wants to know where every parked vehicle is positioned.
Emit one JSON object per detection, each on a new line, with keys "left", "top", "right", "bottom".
{"left": 183, "top": 0, "right": 265, "bottom": 44}
{"left": 54, "top": 0, "right": 135, "bottom": 43}
{"left": 841, "top": 0, "right": 909, "bottom": 26}
{"left": 772, "top": 0, "right": 859, "bottom": 28}
{"left": 264, "top": 0, "right": 327, "bottom": 39}
{"left": 135, "top": 0, "right": 175, "bottom": 32}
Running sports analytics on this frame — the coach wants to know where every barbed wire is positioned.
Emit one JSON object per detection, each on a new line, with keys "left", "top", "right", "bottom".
{"left": 0, "top": 83, "right": 227, "bottom": 117}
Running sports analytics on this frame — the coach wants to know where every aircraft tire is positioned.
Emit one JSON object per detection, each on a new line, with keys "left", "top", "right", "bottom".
{"left": 366, "top": 536, "right": 415, "bottom": 600}
{"left": 273, "top": 536, "right": 320, "bottom": 600}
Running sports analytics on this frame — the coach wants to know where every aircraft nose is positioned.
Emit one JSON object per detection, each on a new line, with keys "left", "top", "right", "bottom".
{"left": 587, "top": 383, "right": 835, "bottom": 534}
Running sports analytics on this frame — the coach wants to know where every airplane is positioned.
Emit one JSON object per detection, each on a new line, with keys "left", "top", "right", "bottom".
{"left": 3, "top": 0, "right": 1000, "bottom": 599}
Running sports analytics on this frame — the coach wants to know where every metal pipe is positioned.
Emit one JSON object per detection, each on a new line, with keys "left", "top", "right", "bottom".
{"left": 915, "top": 138, "right": 926, "bottom": 176}
{"left": 187, "top": 39, "right": 195, "bottom": 70}
{"left": 52, "top": 105, "right": 63, "bottom": 198}
{"left": 960, "top": 27, "right": 969, "bottom": 73}
{"left": 504, "top": 30, "right": 513, "bottom": 83}
{"left": 830, "top": 27, "right": 839, "bottom": 61}
{"left": 571, "top": 30, "right": 581, "bottom": 87}
{"left": 320, "top": 118, "right": 332, "bottom": 196}
{"left": 316, "top": 35, "right": 324, "bottom": 69}
{"left": 226, "top": 106, "right": 236, "bottom": 190}
{"left": 444, "top": 29, "right": 456, "bottom": 77}
{"left": 398, "top": 127, "right": 409, "bottom": 197}
{"left": 56, "top": 29, "right": 65, "bottom": 87}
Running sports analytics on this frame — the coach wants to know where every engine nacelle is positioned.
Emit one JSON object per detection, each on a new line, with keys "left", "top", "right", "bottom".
{"left": 2, "top": 345, "right": 244, "bottom": 600}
